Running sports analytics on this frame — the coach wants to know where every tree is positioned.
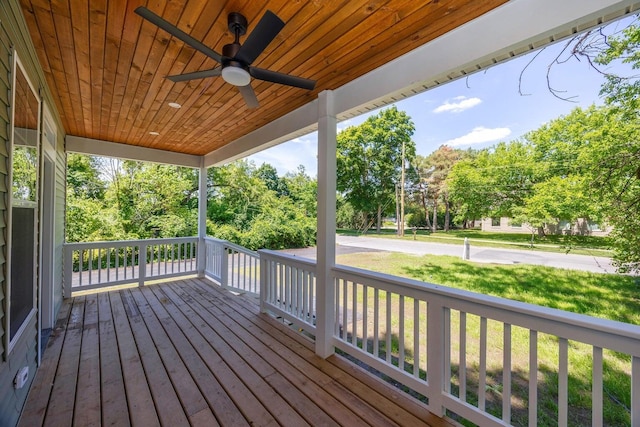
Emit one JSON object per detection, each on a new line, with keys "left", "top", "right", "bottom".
{"left": 524, "top": 102, "right": 640, "bottom": 271}
{"left": 447, "top": 100, "right": 640, "bottom": 271}
{"left": 512, "top": 175, "right": 594, "bottom": 243}
{"left": 448, "top": 153, "right": 490, "bottom": 227}
{"left": 12, "top": 146, "right": 38, "bottom": 201}
{"left": 449, "top": 141, "right": 540, "bottom": 228}
{"left": 412, "top": 155, "right": 433, "bottom": 229}
{"left": 524, "top": 20, "right": 640, "bottom": 271}
{"left": 421, "top": 146, "right": 468, "bottom": 231}
{"left": 208, "top": 160, "right": 267, "bottom": 229}
{"left": 255, "top": 163, "right": 289, "bottom": 197}
{"left": 67, "top": 153, "right": 106, "bottom": 199}
{"left": 207, "top": 160, "right": 317, "bottom": 250}
{"left": 102, "top": 161, "right": 199, "bottom": 238}
{"left": 283, "top": 165, "right": 317, "bottom": 217}
{"left": 590, "top": 30, "right": 640, "bottom": 272}
{"left": 66, "top": 153, "right": 115, "bottom": 242}
{"left": 596, "top": 23, "right": 640, "bottom": 120}
{"left": 337, "top": 106, "right": 416, "bottom": 233}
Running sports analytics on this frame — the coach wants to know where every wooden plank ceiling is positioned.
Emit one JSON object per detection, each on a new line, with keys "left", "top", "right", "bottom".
{"left": 20, "top": 0, "right": 507, "bottom": 156}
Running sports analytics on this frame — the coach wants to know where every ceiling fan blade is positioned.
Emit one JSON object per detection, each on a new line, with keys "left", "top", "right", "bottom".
{"left": 250, "top": 67, "right": 316, "bottom": 90}
{"left": 167, "top": 68, "right": 222, "bottom": 82}
{"left": 236, "top": 10, "right": 284, "bottom": 65}
{"left": 135, "top": 6, "right": 222, "bottom": 63}
{"left": 238, "top": 85, "right": 259, "bottom": 109}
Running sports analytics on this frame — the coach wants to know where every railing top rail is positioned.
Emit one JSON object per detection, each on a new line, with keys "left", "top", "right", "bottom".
{"left": 64, "top": 236, "right": 199, "bottom": 249}
{"left": 204, "top": 236, "right": 225, "bottom": 243}
{"left": 203, "top": 236, "right": 259, "bottom": 257}
{"left": 333, "top": 263, "right": 640, "bottom": 348}
{"left": 225, "top": 241, "right": 258, "bottom": 257}
{"left": 259, "top": 249, "right": 317, "bottom": 270}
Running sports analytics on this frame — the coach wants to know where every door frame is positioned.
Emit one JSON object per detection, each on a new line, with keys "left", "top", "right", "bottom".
{"left": 39, "top": 103, "right": 57, "bottom": 356}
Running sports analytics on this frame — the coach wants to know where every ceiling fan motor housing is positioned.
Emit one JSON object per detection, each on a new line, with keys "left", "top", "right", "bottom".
{"left": 228, "top": 12, "right": 248, "bottom": 36}
{"left": 222, "top": 42, "right": 241, "bottom": 60}
{"left": 221, "top": 12, "right": 251, "bottom": 86}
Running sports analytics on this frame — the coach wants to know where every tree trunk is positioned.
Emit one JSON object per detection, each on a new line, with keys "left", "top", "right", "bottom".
{"left": 420, "top": 189, "right": 431, "bottom": 229}
{"left": 444, "top": 197, "right": 450, "bottom": 232}
{"left": 432, "top": 197, "right": 438, "bottom": 232}
{"left": 377, "top": 204, "right": 382, "bottom": 234}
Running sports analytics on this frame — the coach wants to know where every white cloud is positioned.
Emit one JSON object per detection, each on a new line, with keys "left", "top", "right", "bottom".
{"left": 433, "top": 96, "right": 482, "bottom": 113}
{"left": 446, "top": 126, "right": 512, "bottom": 147}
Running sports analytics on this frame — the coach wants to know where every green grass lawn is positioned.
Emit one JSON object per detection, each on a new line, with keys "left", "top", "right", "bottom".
{"left": 337, "top": 228, "right": 613, "bottom": 257}
{"left": 335, "top": 251, "right": 639, "bottom": 426}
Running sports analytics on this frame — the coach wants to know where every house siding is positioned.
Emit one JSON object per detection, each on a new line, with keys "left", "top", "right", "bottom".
{"left": 0, "top": 10, "right": 10, "bottom": 364}
{"left": 54, "top": 137, "right": 65, "bottom": 304}
{"left": 0, "top": 1, "right": 67, "bottom": 425}
{"left": 0, "top": 17, "right": 37, "bottom": 427}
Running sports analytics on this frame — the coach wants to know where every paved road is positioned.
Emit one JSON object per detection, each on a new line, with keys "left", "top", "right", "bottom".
{"left": 282, "top": 235, "right": 616, "bottom": 274}
{"left": 334, "top": 235, "right": 616, "bottom": 274}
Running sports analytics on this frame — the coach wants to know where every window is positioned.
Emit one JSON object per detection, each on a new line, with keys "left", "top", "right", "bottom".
{"left": 491, "top": 217, "right": 500, "bottom": 227}
{"left": 588, "top": 221, "right": 601, "bottom": 231}
{"left": 510, "top": 218, "right": 522, "bottom": 228}
{"left": 8, "top": 57, "right": 40, "bottom": 349}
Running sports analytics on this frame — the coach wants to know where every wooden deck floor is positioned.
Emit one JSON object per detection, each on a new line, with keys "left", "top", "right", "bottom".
{"left": 19, "top": 278, "right": 453, "bottom": 427}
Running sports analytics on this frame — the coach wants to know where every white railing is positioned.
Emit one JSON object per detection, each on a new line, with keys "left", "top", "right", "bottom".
{"left": 62, "top": 238, "right": 640, "bottom": 425}
{"left": 63, "top": 237, "right": 198, "bottom": 294}
{"left": 204, "top": 237, "right": 225, "bottom": 282}
{"left": 259, "top": 250, "right": 317, "bottom": 333}
{"left": 258, "top": 251, "right": 640, "bottom": 427}
{"left": 204, "top": 237, "right": 260, "bottom": 295}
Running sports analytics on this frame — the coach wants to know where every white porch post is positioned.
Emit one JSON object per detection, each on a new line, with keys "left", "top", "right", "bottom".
{"left": 316, "top": 90, "right": 337, "bottom": 358}
{"left": 197, "top": 160, "right": 207, "bottom": 278}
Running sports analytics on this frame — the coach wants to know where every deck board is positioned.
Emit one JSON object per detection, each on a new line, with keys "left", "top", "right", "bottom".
{"left": 18, "top": 299, "right": 72, "bottom": 427}
{"left": 119, "top": 289, "right": 189, "bottom": 427}
{"left": 170, "top": 280, "right": 379, "bottom": 426}
{"left": 20, "top": 278, "right": 453, "bottom": 427}
{"left": 74, "top": 293, "right": 100, "bottom": 427}
{"left": 108, "top": 291, "right": 160, "bottom": 427}
{"left": 97, "top": 291, "right": 130, "bottom": 427}
{"left": 128, "top": 288, "right": 218, "bottom": 424}
{"left": 43, "top": 296, "right": 85, "bottom": 427}
{"left": 184, "top": 278, "right": 434, "bottom": 426}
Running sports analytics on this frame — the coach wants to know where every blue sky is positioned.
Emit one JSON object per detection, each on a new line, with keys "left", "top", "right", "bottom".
{"left": 249, "top": 17, "right": 636, "bottom": 177}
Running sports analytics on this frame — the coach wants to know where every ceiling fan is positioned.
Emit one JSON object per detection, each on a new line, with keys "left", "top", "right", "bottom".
{"left": 135, "top": 7, "right": 316, "bottom": 108}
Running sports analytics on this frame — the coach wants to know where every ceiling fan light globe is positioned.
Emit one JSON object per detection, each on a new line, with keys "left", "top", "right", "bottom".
{"left": 222, "top": 67, "right": 251, "bottom": 86}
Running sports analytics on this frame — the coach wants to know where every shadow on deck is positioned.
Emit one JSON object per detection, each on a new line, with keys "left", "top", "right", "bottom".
{"left": 19, "top": 278, "right": 453, "bottom": 426}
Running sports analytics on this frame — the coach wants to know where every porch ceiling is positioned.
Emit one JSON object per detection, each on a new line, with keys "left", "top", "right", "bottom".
{"left": 19, "top": 0, "right": 508, "bottom": 156}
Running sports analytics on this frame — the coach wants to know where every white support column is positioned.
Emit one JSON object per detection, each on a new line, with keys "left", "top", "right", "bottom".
{"left": 197, "top": 160, "right": 208, "bottom": 278}
{"left": 316, "top": 90, "right": 337, "bottom": 358}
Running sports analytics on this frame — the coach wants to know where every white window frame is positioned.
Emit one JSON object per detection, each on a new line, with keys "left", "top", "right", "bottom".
{"left": 6, "top": 52, "right": 41, "bottom": 355}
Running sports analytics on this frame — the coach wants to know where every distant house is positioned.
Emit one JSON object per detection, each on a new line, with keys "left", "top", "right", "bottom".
{"left": 481, "top": 217, "right": 612, "bottom": 237}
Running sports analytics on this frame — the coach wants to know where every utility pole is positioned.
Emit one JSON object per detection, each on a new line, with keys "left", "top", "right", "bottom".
{"left": 395, "top": 183, "right": 400, "bottom": 235}
{"left": 399, "top": 139, "right": 406, "bottom": 237}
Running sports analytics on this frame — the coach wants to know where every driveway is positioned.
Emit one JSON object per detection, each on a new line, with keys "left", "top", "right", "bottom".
{"left": 282, "top": 235, "right": 617, "bottom": 274}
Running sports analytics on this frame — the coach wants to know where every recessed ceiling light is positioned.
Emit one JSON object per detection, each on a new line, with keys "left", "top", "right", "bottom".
{"left": 168, "top": 102, "right": 181, "bottom": 109}
{"left": 149, "top": 131, "right": 160, "bottom": 136}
